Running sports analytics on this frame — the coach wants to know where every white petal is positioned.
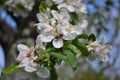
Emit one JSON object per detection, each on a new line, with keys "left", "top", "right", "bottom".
{"left": 67, "top": 5, "right": 75, "bottom": 12}
{"left": 57, "top": 3, "right": 67, "bottom": 10}
{"left": 24, "top": 65, "right": 37, "bottom": 72}
{"left": 36, "top": 23, "right": 42, "bottom": 31}
{"left": 36, "top": 13, "right": 48, "bottom": 22}
{"left": 17, "top": 44, "right": 30, "bottom": 53}
{"left": 60, "top": 8, "right": 70, "bottom": 21}
{"left": 21, "top": 58, "right": 30, "bottom": 64}
{"left": 72, "top": 24, "right": 84, "bottom": 35}
{"left": 19, "top": 63, "right": 26, "bottom": 68}
{"left": 51, "top": 10, "right": 59, "bottom": 20}
{"left": 36, "top": 67, "right": 50, "bottom": 78}
{"left": 35, "top": 35, "right": 45, "bottom": 49}
{"left": 62, "top": 33, "right": 77, "bottom": 40}
{"left": 53, "top": 39, "right": 63, "bottom": 48}
{"left": 80, "top": 20, "right": 88, "bottom": 29}
{"left": 52, "top": 0, "right": 63, "bottom": 4}
{"left": 16, "top": 53, "right": 26, "bottom": 62}
{"left": 41, "top": 32, "right": 54, "bottom": 42}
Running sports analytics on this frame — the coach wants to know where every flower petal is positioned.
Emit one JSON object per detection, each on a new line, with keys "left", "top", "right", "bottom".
{"left": 17, "top": 44, "right": 30, "bottom": 53}
{"left": 40, "top": 32, "right": 54, "bottom": 42}
{"left": 51, "top": 10, "right": 59, "bottom": 20}
{"left": 16, "top": 53, "right": 26, "bottom": 62}
{"left": 35, "top": 35, "right": 45, "bottom": 49}
{"left": 53, "top": 39, "right": 63, "bottom": 48}
{"left": 57, "top": 3, "right": 67, "bottom": 10}
{"left": 67, "top": 5, "right": 75, "bottom": 12}
{"left": 36, "top": 67, "right": 50, "bottom": 78}
{"left": 52, "top": 0, "right": 63, "bottom": 4}
{"left": 36, "top": 13, "right": 48, "bottom": 22}
{"left": 24, "top": 65, "right": 37, "bottom": 72}
{"left": 62, "top": 33, "right": 77, "bottom": 40}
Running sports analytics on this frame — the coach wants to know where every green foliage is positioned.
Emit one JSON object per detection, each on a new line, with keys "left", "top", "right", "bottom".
{"left": 70, "top": 12, "right": 79, "bottom": 25}
{"left": 50, "top": 68, "right": 58, "bottom": 80}
{"left": 16, "top": 3, "right": 26, "bottom": 10}
{"left": 2, "top": 64, "right": 19, "bottom": 76}
{"left": 50, "top": 4, "right": 58, "bottom": 10}
{"left": 64, "top": 48, "right": 77, "bottom": 70}
{"left": 88, "top": 33, "right": 96, "bottom": 41}
{"left": 39, "top": 1, "right": 50, "bottom": 13}
{"left": 49, "top": 52, "right": 68, "bottom": 60}
{"left": 78, "top": 34, "right": 89, "bottom": 39}
{"left": 72, "top": 38, "right": 89, "bottom": 56}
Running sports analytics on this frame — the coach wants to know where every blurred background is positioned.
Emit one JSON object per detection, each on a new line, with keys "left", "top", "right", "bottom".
{"left": 0, "top": 0, "right": 120, "bottom": 80}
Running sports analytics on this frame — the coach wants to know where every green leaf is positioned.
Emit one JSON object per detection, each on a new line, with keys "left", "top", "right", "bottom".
{"left": 50, "top": 4, "right": 58, "bottom": 10}
{"left": 16, "top": 3, "right": 26, "bottom": 10}
{"left": 2, "top": 64, "right": 19, "bottom": 76}
{"left": 39, "top": 1, "right": 50, "bottom": 13}
{"left": 78, "top": 34, "right": 89, "bottom": 39}
{"left": 64, "top": 49, "right": 77, "bottom": 69}
{"left": 72, "top": 38, "right": 89, "bottom": 56}
{"left": 70, "top": 12, "right": 79, "bottom": 25}
{"left": 50, "top": 68, "right": 58, "bottom": 80}
{"left": 88, "top": 33, "right": 96, "bottom": 41}
{"left": 49, "top": 52, "right": 68, "bottom": 60}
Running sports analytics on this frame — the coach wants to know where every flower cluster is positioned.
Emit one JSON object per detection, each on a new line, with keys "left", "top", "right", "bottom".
{"left": 5, "top": 0, "right": 35, "bottom": 17}
{"left": 35, "top": 0, "right": 87, "bottom": 48}
{"left": 2, "top": 0, "right": 112, "bottom": 79}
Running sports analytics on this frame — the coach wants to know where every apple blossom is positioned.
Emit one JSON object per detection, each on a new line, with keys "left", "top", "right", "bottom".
{"left": 87, "top": 40, "right": 112, "bottom": 62}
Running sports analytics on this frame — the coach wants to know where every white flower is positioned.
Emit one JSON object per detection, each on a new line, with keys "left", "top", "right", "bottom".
{"left": 51, "top": 9, "right": 70, "bottom": 24}
{"left": 19, "top": 57, "right": 38, "bottom": 72}
{"left": 57, "top": 0, "right": 87, "bottom": 13}
{"left": 36, "top": 8, "right": 51, "bottom": 23}
{"left": 16, "top": 44, "right": 30, "bottom": 62}
{"left": 36, "top": 9, "right": 86, "bottom": 48}
{"left": 87, "top": 40, "right": 112, "bottom": 62}
{"left": 16, "top": 44, "right": 39, "bottom": 72}
{"left": 4, "top": 0, "right": 35, "bottom": 17}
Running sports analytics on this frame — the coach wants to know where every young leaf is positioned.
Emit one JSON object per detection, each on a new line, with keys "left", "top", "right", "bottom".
{"left": 72, "top": 38, "right": 89, "bottom": 56}
{"left": 70, "top": 12, "right": 79, "bottom": 25}
{"left": 64, "top": 49, "right": 77, "bottom": 69}
{"left": 39, "top": 1, "right": 50, "bottom": 13}
{"left": 88, "top": 33, "right": 96, "bottom": 41}
{"left": 78, "top": 34, "right": 89, "bottom": 39}
{"left": 49, "top": 52, "right": 68, "bottom": 60}
{"left": 2, "top": 64, "right": 19, "bottom": 76}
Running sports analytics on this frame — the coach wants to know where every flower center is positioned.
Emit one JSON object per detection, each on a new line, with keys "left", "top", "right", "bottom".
{"left": 66, "top": 23, "right": 73, "bottom": 32}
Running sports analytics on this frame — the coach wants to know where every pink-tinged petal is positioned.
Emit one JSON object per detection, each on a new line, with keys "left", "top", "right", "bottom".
{"left": 16, "top": 53, "right": 26, "bottom": 62}
{"left": 53, "top": 39, "right": 63, "bottom": 48}
{"left": 17, "top": 44, "right": 30, "bottom": 53}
